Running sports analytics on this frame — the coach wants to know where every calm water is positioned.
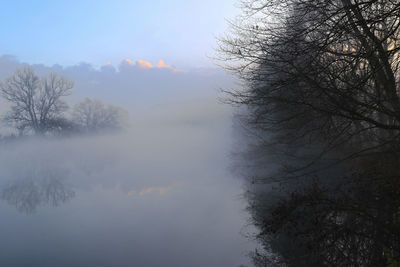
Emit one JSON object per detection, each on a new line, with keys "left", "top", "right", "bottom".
{"left": 0, "top": 101, "right": 256, "bottom": 267}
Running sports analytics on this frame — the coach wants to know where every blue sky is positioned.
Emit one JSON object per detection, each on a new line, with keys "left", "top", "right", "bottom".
{"left": 0, "top": 0, "right": 239, "bottom": 68}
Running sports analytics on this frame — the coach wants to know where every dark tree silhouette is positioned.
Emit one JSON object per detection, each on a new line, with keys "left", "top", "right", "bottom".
{"left": 0, "top": 67, "right": 73, "bottom": 135}
{"left": 219, "top": 0, "right": 400, "bottom": 265}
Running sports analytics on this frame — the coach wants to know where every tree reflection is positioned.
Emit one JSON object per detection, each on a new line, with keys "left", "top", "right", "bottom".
{"left": 1, "top": 171, "right": 75, "bottom": 213}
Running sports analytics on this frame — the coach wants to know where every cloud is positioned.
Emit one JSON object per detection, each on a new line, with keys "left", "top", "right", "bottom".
{"left": 120, "top": 58, "right": 133, "bottom": 66}
{"left": 135, "top": 59, "right": 184, "bottom": 72}
{"left": 156, "top": 60, "right": 168, "bottom": 68}
{"left": 115, "top": 58, "right": 184, "bottom": 73}
{"left": 136, "top": 59, "right": 153, "bottom": 68}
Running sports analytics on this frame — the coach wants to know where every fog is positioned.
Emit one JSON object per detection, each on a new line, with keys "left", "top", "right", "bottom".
{"left": 0, "top": 56, "right": 256, "bottom": 266}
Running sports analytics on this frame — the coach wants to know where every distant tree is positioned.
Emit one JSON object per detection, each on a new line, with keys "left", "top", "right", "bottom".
{"left": 0, "top": 67, "right": 73, "bottom": 135}
{"left": 72, "top": 98, "right": 127, "bottom": 133}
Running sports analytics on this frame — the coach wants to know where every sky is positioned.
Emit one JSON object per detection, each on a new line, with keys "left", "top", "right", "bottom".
{"left": 0, "top": 0, "right": 239, "bottom": 68}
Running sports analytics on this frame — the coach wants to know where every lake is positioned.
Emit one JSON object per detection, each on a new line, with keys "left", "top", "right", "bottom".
{"left": 0, "top": 99, "right": 256, "bottom": 267}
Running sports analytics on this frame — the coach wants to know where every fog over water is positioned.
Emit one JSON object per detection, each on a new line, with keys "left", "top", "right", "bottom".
{"left": 0, "top": 56, "right": 256, "bottom": 266}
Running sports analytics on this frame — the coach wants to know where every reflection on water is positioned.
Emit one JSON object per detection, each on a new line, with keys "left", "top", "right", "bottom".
{"left": 1, "top": 174, "right": 75, "bottom": 213}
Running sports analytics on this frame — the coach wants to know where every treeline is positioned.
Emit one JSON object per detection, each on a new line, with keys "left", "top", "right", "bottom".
{"left": 220, "top": 0, "right": 400, "bottom": 266}
{"left": 0, "top": 67, "right": 127, "bottom": 137}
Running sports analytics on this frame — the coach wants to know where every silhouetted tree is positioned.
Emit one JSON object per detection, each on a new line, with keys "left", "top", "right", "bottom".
{"left": 0, "top": 67, "right": 73, "bottom": 135}
{"left": 220, "top": 0, "right": 400, "bottom": 265}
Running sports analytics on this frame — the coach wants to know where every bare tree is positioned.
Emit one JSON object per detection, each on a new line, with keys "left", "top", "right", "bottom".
{"left": 219, "top": 0, "right": 400, "bottom": 167}
{"left": 219, "top": 0, "right": 400, "bottom": 265}
{"left": 72, "top": 98, "right": 127, "bottom": 133}
{"left": 0, "top": 67, "right": 73, "bottom": 135}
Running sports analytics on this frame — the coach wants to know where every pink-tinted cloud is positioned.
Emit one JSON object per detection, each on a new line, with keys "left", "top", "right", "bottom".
{"left": 124, "top": 58, "right": 133, "bottom": 65}
{"left": 136, "top": 59, "right": 153, "bottom": 69}
{"left": 136, "top": 59, "right": 185, "bottom": 73}
{"left": 110, "top": 58, "right": 186, "bottom": 73}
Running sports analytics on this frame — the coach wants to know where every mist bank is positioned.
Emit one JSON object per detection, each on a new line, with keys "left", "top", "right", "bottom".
{"left": 0, "top": 103, "right": 255, "bottom": 266}
{"left": 0, "top": 55, "right": 236, "bottom": 115}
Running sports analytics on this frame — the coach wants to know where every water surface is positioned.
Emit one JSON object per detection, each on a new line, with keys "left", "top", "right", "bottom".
{"left": 0, "top": 100, "right": 255, "bottom": 267}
